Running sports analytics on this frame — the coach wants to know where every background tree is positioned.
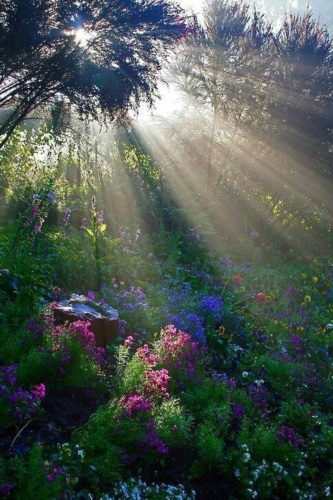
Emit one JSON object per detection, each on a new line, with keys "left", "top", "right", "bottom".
{"left": 271, "top": 10, "right": 333, "bottom": 180}
{"left": 0, "top": 0, "right": 188, "bottom": 148}
{"left": 170, "top": 0, "right": 274, "bottom": 189}
{"left": 160, "top": 0, "right": 332, "bottom": 249}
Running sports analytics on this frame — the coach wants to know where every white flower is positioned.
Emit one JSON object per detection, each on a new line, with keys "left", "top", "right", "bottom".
{"left": 242, "top": 371, "right": 249, "bottom": 378}
{"left": 324, "top": 486, "right": 331, "bottom": 497}
{"left": 243, "top": 452, "right": 251, "bottom": 462}
{"left": 272, "top": 462, "right": 283, "bottom": 472}
{"left": 326, "top": 323, "right": 333, "bottom": 330}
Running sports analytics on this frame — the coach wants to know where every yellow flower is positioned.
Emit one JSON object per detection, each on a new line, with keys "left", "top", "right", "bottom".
{"left": 312, "top": 277, "right": 318, "bottom": 283}
{"left": 304, "top": 295, "right": 311, "bottom": 303}
{"left": 218, "top": 325, "right": 226, "bottom": 336}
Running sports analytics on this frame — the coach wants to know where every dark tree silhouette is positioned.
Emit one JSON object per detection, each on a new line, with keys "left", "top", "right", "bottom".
{"left": 169, "top": 0, "right": 275, "bottom": 188}
{"left": 0, "top": 0, "right": 188, "bottom": 147}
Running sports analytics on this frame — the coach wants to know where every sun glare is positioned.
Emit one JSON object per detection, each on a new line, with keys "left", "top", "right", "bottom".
{"left": 75, "top": 28, "right": 91, "bottom": 47}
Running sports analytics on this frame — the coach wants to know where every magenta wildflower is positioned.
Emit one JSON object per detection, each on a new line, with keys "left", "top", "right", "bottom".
{"left": 87, "top": 291, "right": 96, "bottom": 301}
{"left": 120, "top": 393, "right": 153, "bottom": 417}
{"left": 124, "top": 336, "right": 134, "bottom": 347}
{"left": 158, "top": 325, "right": 204, "bottom": 379}
{"left": 145, "top": 368, "right": 170, "bottom": 399}
{"left": 0, "top": 484, "right": 14, "bottom": 495}
{"left": 47, "top": 467, "right": 63, "bottom": 482}
{"left": 31, "top": 383, "right": 46, "bottom": 399}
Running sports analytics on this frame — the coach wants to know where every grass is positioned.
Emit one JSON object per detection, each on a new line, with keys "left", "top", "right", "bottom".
{"left": 0, "top": 214, "right": 332, "bottom": 499}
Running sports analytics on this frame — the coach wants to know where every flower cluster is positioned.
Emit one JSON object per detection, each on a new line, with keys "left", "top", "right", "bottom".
{"left": 51, "top": 320, "right": 105, "bottom": 367}
{"left": 47, "top": 467, "right": 63, "bottom": 482}
{"left": 63, "top": 208, "right": 71, "bottom": 228}
{"left": 23, "top": 190, "right": 56, "bottom": 235}
{"left": 119, "top": 393, "right": 153, "bottom": 417}
{"left": 106, "top": 477, "right": 195, "bottom": 499}
{"left": 163, "top": 285, "right": 225, "bottom": 344}
{"left": 277, "top": 425, "right": 303, "bottom": 447}
{"left": 119, "top": 286, "right": 149, "bottom": 316}
{"left": 145, "top": 368, "right": 170, "bottom": 400}
{"left": 157, "top": 325, "right": 204, "bottom": 380}
{"left": 118, "top": 226, "right": 141, "bottom": 251}
{"left": 0, "top": 364, "right": 45, "bottom": 422}
{"left": 139, "top": 418, "right": 169, "bottom": 455}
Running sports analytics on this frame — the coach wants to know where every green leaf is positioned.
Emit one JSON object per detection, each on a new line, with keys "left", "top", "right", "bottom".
{"left": 100, "top": 223, "right": 107, "bottom": 233}
{"left": 85, "top": 228, "right": 94, "bottom": 237}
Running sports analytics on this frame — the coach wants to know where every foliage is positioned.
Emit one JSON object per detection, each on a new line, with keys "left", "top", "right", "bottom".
{"left": 0, "top": 0, "right": 189, "bottom": 147}
{"left": 163, "top": 0, "right": 332, "bottom": 250}
{"left": 0, "top": 6, "right": 333, "bottom": 496}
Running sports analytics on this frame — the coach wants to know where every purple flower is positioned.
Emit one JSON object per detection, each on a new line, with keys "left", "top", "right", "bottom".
{"left": 87, "top": 291, "right": 96, "bottom": 301}
{"left": 63, "top": 208, "right": 71, "bottom": 227}
{"left": 278, "top": 425, "right": 303, "bottom": 447}
{"left": 231, "top": 402, "right": 245, "bottom": 420}
{"left": 32, "top": 205, "right": 40, "bottom": 217}
{"left": 33, "top": 218, "right": 44, "bottom": 234}
{"left": 124, "top": 336, "right": 134, "bottom": 347}
{"left": 1, "top": 364, "right": 18, "bottom": 385}
{"left": 139, "top": 418, "right": 169, "bottom": 455}
{"left": 0, "top": 484, "right": 14, "bottom": 495}
{"left": 97, "top": 211, "right": 104, "bottom": 225}
{"left": 250, "top": 229, "right": 260, "bottom": 239}
{"left": 289, "top": 335, "right": 303, "bottom": 353}
{"left": 47, "top": 467, "right": 63, "bottom": 482}
{"left": 46, "top": 191, "right": 57, "bottom": 203}
{"left": 120, "top": 393, "right": 153, "bottom": 417}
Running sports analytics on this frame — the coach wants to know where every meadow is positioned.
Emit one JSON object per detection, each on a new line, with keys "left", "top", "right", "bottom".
{"left": 0, "top": 128, "right": 332, "bottom": 500}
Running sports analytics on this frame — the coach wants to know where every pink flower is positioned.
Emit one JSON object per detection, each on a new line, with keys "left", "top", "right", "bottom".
{"left": 47, "top": 467, "right": 63, "bottom": 482}
{"left": 255, "top": 292, "right": 268, "bottom": 303}
{"left": 87, "top": 291, "right": 96, "bottom": 301}
{"left": 31, "top": 383, "right": 46, "bottom": 399}
{"left": 120, "top": 393, "right": 153, "bottom": 417}
{"left": 124, "top": 336, "right": 134, "bottom": 347}
{"left": 234, "top": 274, "right": 243, "bottom": 286}
{"left": 145, "top": 368, "right": 170, "bottom": 399}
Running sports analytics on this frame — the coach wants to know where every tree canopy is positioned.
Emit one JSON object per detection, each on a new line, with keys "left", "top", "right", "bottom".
{"left": 169, "top": 0, "right": 333, "bottom": 186}
{"left": 0, "top": 0, "right": 188, "bottom": 147}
